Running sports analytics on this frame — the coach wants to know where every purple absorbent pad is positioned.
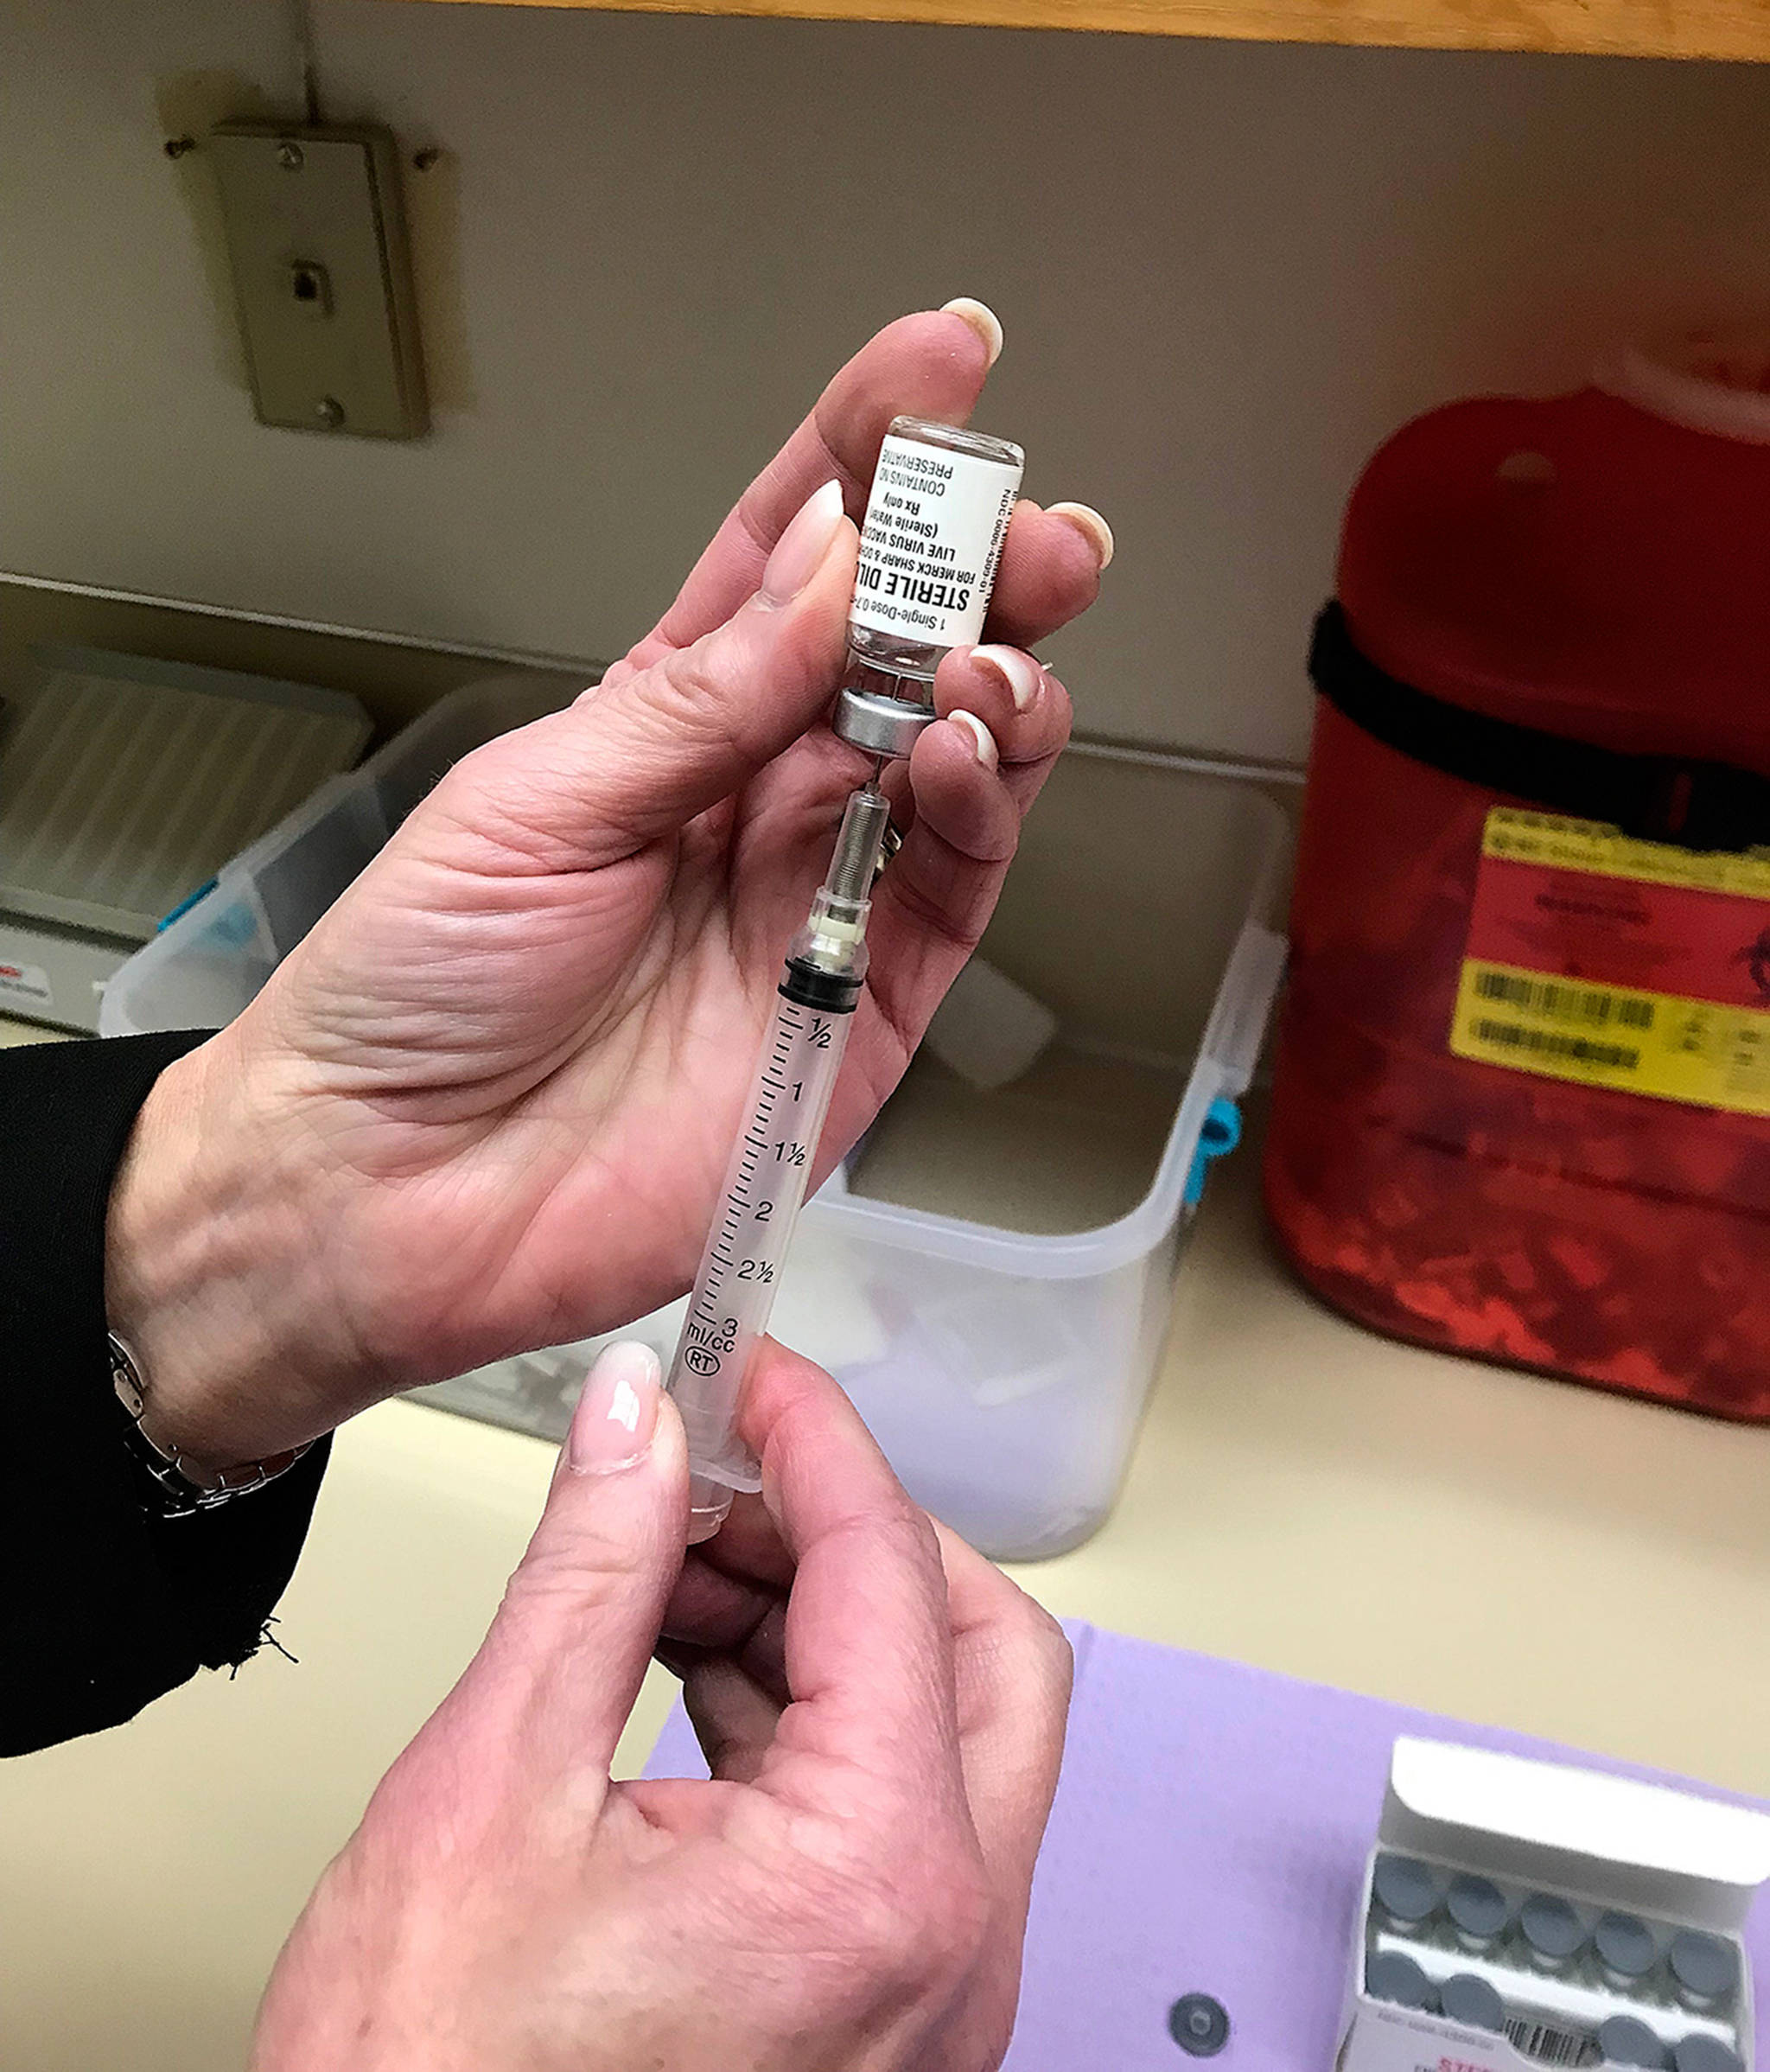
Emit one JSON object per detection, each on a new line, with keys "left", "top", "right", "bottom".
{"left": 646, "top": 1622, "right": 1770, "bottom": 2069}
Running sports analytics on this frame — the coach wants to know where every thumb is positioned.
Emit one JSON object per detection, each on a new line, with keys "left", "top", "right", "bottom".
{"left": 415, "top": 1342, "right": 690, "bottom": 1791}
{"left": 436, "top": 481, "right": 858, "bottom": 873}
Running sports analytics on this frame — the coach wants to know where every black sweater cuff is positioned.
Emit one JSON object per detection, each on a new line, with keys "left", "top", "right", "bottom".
{"left": 0, "top": 1030, "right": 328, "bottom": 1754}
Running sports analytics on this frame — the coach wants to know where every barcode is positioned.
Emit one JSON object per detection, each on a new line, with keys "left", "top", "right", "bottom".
{"left": 1474, "top": 969, "right": 1655, "bottom": 1030}
{"left": 1502, "top": 2016, "right": 1597, "bottom": 2067}
{"left": 1474, "top": 1020, "right": 1641, "bottom": 1072}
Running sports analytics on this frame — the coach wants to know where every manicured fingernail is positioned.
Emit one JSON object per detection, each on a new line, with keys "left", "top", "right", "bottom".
{"left": 567, "top": 1342, "right": 660, "bottom": 1475}
{"left": 1048, "top": 500, "right": 1114, "bottom": 571}
{"left": 940, "top": 296, "right": 1003, "bottom": 368}
{"left": 761, "top": 480, "right": 846, "bottom": 607}
{"left": 948, "top": 709, "right": 998, "bottom": 769}
{"left": 971, "top": 644, "right": 1041, "bottom": 712}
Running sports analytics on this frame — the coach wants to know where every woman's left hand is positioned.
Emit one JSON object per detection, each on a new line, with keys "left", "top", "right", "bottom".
{"left": 105, "top": 306, "right": 1105, "bottom": 1468}
{"left": 251, "top": 1341, "right": 1072, "bottom": 2072}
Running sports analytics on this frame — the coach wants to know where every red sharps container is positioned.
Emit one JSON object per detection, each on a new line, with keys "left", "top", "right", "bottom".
{"left": 1266, "top": 334, "right": 1770, "bottom": 1417}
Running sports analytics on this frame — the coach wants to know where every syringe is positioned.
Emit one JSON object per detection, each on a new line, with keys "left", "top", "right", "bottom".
{"left": 666, "top": 783, "right": 892, "bottom": 1542}
{"left": 666, "top": 413, "right": 1026, "bottom": 1540}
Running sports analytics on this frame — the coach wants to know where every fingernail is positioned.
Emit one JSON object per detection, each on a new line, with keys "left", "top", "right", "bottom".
{"left": 940, "top": 296, "right": 1003, "bottom": 368}
{"left": 1048, "top": 500, "right": 1115, "bottom": 571}
{"left": 761, "top": 479, "right": 846, "bottom": 607}
{"left": 971, "top": 644, "right": 1041, "bottom": 713}
{"left": 948, "top": 709, "right": 998, "bottom": 769}
{"left": 567, "top": 1342, "right": 660, "bottom": 1475}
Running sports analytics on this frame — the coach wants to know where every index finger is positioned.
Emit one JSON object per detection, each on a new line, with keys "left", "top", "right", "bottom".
{"left": 735, "top": 1342, "right": 972, "bottom": 1832}
{"left": 649, "top": 309, "right": 996, "bottom": 657}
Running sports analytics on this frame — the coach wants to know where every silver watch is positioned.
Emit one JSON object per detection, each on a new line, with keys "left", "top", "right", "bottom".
{"left": 109, "top": 1333, "right": 312, "bottom": 1519}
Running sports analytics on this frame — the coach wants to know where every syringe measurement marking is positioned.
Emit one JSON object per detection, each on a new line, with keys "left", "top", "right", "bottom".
{"left": 684, "top": 1004, "right": 810, "bottom": 1348}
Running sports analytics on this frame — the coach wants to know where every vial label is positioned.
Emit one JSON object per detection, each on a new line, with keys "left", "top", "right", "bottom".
{"left": 850, "top": 433, "right": 1022, "bottom": 650}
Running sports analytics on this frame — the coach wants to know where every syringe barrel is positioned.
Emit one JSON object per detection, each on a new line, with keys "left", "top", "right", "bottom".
{"left": 666, "top": 984, "right": 856, "bottom": 1543}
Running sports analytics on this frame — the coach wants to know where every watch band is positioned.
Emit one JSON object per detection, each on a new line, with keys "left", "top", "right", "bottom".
{"left": 109, "top": 1333, "right": 312, "bottom": 1519}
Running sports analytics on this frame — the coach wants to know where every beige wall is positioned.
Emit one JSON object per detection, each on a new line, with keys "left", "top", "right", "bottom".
{"left": 4, "top": 1, "right": 1770, "bottom": 762}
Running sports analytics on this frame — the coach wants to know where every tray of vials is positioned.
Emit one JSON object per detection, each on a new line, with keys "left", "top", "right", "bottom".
{"left": 1343, "top": 1738, "right": 1770, "bottom": 2072}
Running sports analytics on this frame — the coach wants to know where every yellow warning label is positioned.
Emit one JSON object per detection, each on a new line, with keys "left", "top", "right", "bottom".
{"left": 1455, "top": 806, "right": 1770, "bottom": 1115}
{"left": 1451, "top": 959, "right": 1770, "bottom": 1116}
{"left": 1481, "top": 807, "right": 1770, "bottom": 901}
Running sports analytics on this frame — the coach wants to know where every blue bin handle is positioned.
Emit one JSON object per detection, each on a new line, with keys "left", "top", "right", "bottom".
{"left": 1183, "top": 1095, "right": 1244, "bottom": 1209}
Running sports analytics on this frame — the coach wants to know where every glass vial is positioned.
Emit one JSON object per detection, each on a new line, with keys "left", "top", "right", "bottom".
{"left": 1595, "top": 1911, "right": 1660, "bottom": 1992}
{"left": 1667, "top": 1932, "right": 1739, "bottom": 2013}
{"left": 1518, "top": 1892, "right": 1588, "bottom": 1974}
{"left": 1372, "top": 1853, "right": 1442, "bottom": 1935}
{"left": 1671, "top": 2038, "right": 1743, "bottom": 2072}
{"left": 1366, "top": 1950, "right": 1438, "bottom": 2012}
{"left": 1446, "top": 1873, "right": 1511, "bottom": 1953}
{"left": 834, "top": 416, "right": 1024, "bottom": 762}
{"left": 1598, "top": 2013, "right": 1670, "bottom": 2069}
{"left": 1440, "top": 1973, "right": 1506, "bottom": 2032}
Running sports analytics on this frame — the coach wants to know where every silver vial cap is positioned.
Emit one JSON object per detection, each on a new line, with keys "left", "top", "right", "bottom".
{"left": 832, "top": 685, "right": 937, "bottom": 761}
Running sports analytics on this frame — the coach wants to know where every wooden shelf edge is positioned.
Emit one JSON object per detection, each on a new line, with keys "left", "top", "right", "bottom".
{"left": 386, "top": 0, "right": 1770, "bottom": 63}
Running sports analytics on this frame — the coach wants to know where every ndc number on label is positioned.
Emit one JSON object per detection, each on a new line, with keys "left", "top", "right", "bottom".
{"left": 1473, "top": 968, "right": 1654, "bottom": 1030}
{"left": 1473, "top": 1019, "right": 1640, "bottom": 1072}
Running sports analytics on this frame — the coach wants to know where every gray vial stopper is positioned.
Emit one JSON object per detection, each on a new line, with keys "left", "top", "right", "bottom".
{"left": 1439, "top": 1973, "right": 1505, "bottom": 2031}
{"left": 1519, "top": 1892, "right": 1586, "bottom": 1962}
{"left": 1596, "top": 2014, "right": 1670, "bottom": 2068}
{"left": 1446, "top": 1873, "right": 1510, "bottom": 1941}
{"left": 1672, "top": 2039, "right": 1744, "bottom": 2072}
{"left": 1168, "top": 1993, "right": 1231, "bottom": 2057}
{"left": 1669, "top": 1932, "right": 1739, "bottom": 2003}
{"left": 1372, "top": 1853, "right": 1442, "bottom": 1925}
{"left": 1366, "top": 1950, "right": 1437, "bottom": 2011}
{"left": 1595, "top": 1911, "right": 1659, "bottom": 1979}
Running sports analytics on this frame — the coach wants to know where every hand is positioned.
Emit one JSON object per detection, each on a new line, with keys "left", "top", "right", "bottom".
{"left": 251, "top": 1341, "right": 1073, "bottom": 2072}
{"left": 106, "top": 305, "right": 1108, "bottom": 1469}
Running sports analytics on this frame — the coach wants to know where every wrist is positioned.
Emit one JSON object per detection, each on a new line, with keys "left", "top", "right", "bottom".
{"left": 103, "top": 1036, "right": 347, "bottom": 1469}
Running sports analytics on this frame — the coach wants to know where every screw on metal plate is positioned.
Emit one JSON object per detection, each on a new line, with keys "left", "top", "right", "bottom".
{"left": 315, "top": 396, "right": 346, "bottom": 427}
{"left": 163, "top": 136, "right": 196, "bottom": 159}
{"left": 411, "top": 147, "right": 442, "bottom": 171}
{"left": 1168, "top": 1993, "right": 1231, "bottom": 2057}
{"left": 277, "top": 141, "right": 305, "bottom": 171}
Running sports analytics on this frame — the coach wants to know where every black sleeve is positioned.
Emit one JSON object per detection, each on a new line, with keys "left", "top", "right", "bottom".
{"left": 0, "top": 1031, "right": 328, "bottom": 1756}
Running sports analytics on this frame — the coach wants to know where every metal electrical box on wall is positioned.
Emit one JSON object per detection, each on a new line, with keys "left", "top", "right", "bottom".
{"left": 208, "top": 123, "right": 428, "bottom": 440}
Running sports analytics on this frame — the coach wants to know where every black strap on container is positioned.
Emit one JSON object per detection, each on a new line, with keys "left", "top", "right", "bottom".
{"left": 1309, "top": 601, "right": 1770, "bottom": 854}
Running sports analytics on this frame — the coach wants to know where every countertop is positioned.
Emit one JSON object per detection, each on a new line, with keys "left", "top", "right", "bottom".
{"left": 1, "top": 1039, "right": 1767, "bottom": 2067}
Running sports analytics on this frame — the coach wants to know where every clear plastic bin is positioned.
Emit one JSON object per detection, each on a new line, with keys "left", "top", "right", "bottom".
{"left": 101, "top": 675, "right": 1288, "bottom": 1559}
{"left": 99, "top": 674, "right": 581, "bottom": 1036}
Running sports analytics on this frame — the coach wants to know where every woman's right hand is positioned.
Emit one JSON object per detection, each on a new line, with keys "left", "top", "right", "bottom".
{"left": 251, "top": 1340, "right": 1072, "bottom": 2071}
{"left": 108, "top": 305, "right": 1099, "bottom": 1477}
